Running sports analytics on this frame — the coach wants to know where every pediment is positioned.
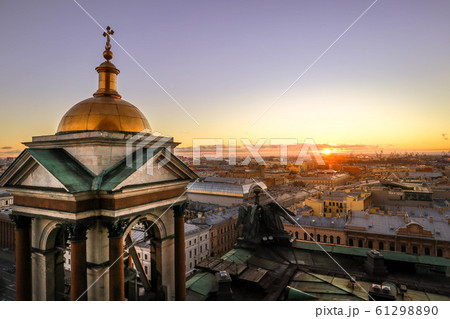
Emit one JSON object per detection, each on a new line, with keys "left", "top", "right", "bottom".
{"left": 20, "top": 163, "right": 67, "bottom": 190}
{"left": 0, "top": 149, "right": 94, "bottom": 193}
{"left": 396, "top": 222, "right": 434, "bottom": 238}
{"left": 114, "top": 156, "right": 181, "bottom": 190}
{"left": 95, "top": 147, "right": 198, "bottom": 191}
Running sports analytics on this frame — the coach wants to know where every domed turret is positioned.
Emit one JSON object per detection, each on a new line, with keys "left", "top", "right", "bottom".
{"left": 56, "top": 26, "right": 151, "bottom": 134}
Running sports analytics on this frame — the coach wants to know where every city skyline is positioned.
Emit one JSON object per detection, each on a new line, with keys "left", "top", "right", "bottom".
{"left": 1, "top": 0, "right": 450, "bottom": 157}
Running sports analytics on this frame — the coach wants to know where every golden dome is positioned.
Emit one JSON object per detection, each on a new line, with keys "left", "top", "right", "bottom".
{"left": 56, "top": 27, "right": 151, "bottom": 134}
{"left": 57, "top": 97, "right": 151, "bottom": 133}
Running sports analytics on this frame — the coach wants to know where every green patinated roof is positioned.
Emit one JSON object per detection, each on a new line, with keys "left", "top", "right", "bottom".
{"left": 221, "top": 249, "right": 252, "bottom": 264}
{"left": 29, "top": 149, "right": 94, "bottom": 193}
{"left": 286, "top": 286, "right": 318, "bottom": 300}
{"left": 22, "top": 147, "right": 190, "bottom": 194}
{"left": 94, "top": 147, "right": 164, "bottom": 191}
{"left": 293, "top": 241, "right": 450, "bottom": 268}
{"left": 186, "top": 272, "right": 216, "bottom": 298}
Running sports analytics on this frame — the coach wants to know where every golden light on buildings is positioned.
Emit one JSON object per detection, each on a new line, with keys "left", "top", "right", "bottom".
{"left": 56, "top": 26, "right": 151, "bottom": 134}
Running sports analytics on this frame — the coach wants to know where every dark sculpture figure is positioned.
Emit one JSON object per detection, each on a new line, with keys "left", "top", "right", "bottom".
{"left": 235, "top": 188, "right": 297, "bottom": 247}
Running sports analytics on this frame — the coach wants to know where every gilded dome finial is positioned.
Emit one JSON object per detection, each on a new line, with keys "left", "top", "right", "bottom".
{"left": 103, "top": 26, "right": 114, "bottom": 61}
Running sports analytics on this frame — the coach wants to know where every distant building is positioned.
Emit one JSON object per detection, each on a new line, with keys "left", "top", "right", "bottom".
{"left": 0, "top": 209, "right": 14, "bottom": 251}
{"left": 190, "top": 207, "right": 239, "bottom": 257}
{"left": 0, "top": 191, "right": 14, "bottom": 250}
{"left": 0, "top": 190, "right": 13, "bottom": 210}
{"left": 185, "top": 224, "right": 210, "bottom": 276}
{"left": 284, "top": 203, "right": 450, "bottom": 258}
{"left": 296, "top": 172, "right": 350, "bottom": 187}
{"left": 305, "top": 191, "right": 371, "bottom": 217}
{"left": 187, "top": 177, "right": 267, "bottom": 207}
{"left": 370, "top": 179, "right": 434, "bottom": 206}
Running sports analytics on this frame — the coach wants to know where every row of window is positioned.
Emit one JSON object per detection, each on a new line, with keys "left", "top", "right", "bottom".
{"left": 324, "top": 208, "right": 343, "bottom": 213}
{"left": 295, "top": 232, "right": 341, "bottom": 245}
{"left": 348, "top": 238, "right": 443, "bottom": 257}
{"left": 187, "top": 234, "right": 208, "bottom": 247}
{"left": 294, "top": 232, "right": 445, "bottom": 257}
{"left": 325, "top": 201, "right": 343, "bottom": 207}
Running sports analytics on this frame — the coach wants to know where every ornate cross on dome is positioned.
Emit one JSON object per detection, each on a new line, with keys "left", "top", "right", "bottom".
{"left": 102, "top": 26, "right": 114, "bottom": 61}
{"left": 103, "top": 26, "right": 114, "bottom": 50}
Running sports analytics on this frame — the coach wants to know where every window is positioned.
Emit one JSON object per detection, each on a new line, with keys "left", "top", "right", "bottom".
{"left": 412, "top": 246, "right": 418, "bottom": 254}
{"left": 368, "top": 241, "right": 373, "bottom": 249}
{"left": 189, "top": 251, "right": 192, "bottom": 258}
{"left": 401, "top": 245, "right": 406, "bottom": 253}
{"left": 310, "top": 233, "right": 313, "bottom": 241}
{"left": 337, "top": 236, "right": 341, "bottom": 245}
{"left": 379, "top": 242, "right": 384, "bottom": 251}
{"left": 194, "top": 239, "right": 196, "bottom": 244}
{"left": 138, "top": 253, "right": 141, "bottom": 258}
{"left": 358, "top": 239, "right": 363, "bottom": 248}
{"left": 437, "top": 249, "right": 443, "bottom": 257}
{"left": 323, "top": 235, "right": 327, "bottom": 243}
{"left": 317, "top": 234, "right": 321, "bottom": 242}
{"left": 425, "top": 247, "right": 430, "bottom": 256}
{"left": 190, "top": 262, "right": 192, "bottom": 269}
{"left": 348, "top": 238, "right": 352, "bottom": 246}
{"left": 145, "top": 266, "right": 148, "bottom": 274}
{"left": 303, "top": 233, "right": 307, "bottom": 240}
{"left": 205, "top": 234, "right": 207, "bottom": 239}
{"left": 189, "top": 240, "right": 191, "bottom": 246}
{"left": 331, "top": 236, "right": 335, "bottom": 244}
{"left": 194, "top": 248, "right": 197, "bottom": 256}
{"left": 200, "top": 246, "right": 202, "bottom": 253}
{"left": 144, "top": 254, "right": 148, "bottom": 260}
{"left": 295, "top": 231, "right": 299, "bottom": 239}
{"left": 390, "top": 243, "right": 395, "bottom": 251}
{"left": 324, "top": 208, "right": 327, "bottom": 213}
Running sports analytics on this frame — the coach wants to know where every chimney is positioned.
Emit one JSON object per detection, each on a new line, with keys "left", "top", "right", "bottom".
{"left": 429, "top": 216, "right": 433, "bottom": 223}
{"left": 404, "top": 213, "right": 409, "bottom": 223}
{"left": 215, "top": 271, "right": 233, "bottom": 301}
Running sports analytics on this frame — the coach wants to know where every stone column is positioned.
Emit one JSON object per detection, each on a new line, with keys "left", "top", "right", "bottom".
{"left": 86, "top": 220, "right": 110, "bottom": 301}
{"left": 173, "top": 205, "right": 186, "bottom": 301}
{"left": 11, "top": 215, "right": 32, "bottom": 301}
{"left": 107, "top": 220, "right": 128, "bottom": 301}
{"left": 67, "top": 223, "right": 88, "bottom": 301}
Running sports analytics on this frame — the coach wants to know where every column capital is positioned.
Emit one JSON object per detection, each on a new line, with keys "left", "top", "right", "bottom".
{"left": 106, "top": 219, "right": 129, "bottom": 239}
{"left": 9, "top": 215, "right": 32, "bottom": 230}
{"left": 65, "top": 222, "right": 89, "bottom": 242}
{"left": 173, "top": 202, "right": 188, "bottom": 218}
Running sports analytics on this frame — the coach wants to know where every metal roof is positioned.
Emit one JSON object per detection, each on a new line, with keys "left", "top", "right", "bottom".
{"left": 29, "top": 148, "right": 95, "bottom": 193}
{"left": 346, "top": 208, "right": 450, "bottom": 241}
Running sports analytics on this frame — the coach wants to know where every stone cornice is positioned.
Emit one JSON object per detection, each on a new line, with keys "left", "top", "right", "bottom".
{"left": 12, "top": 194, "right": 187, "bottom": 220}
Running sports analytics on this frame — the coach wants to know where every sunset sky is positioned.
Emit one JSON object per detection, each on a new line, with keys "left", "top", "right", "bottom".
{"left": 0, "top": 0, "right": 449, "bottom": 157}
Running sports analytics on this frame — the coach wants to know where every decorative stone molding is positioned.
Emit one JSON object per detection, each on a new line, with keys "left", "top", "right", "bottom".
{"left": 106, "top": 219, "right": 129, "bottom": 238}
{"left": 173, "top": 202, "right": 188, "bottom": 218}
{"left": 65, "top": 222, "right": 89, "bottom": 242}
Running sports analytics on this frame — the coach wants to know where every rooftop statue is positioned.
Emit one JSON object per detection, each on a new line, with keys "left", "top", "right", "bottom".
{"left": 236, "top": 188, "right": 297, "bottom": 247}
